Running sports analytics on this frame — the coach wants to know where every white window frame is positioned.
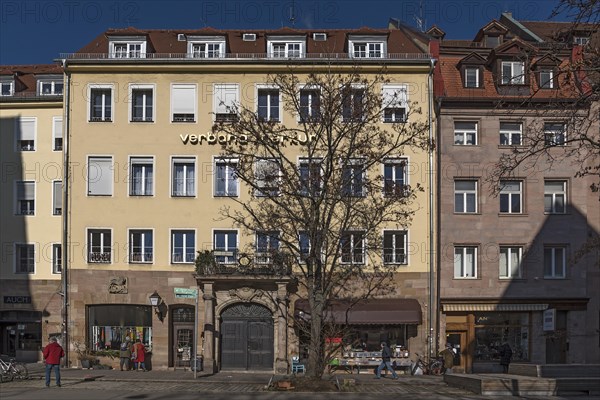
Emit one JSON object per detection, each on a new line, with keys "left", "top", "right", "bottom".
{"left": 267, "top": 37, "right": 305, "bottom": 58}
{"left": 171, "top": 83, "right": 197, "bottom": 123}
{"left": 52, "top": 243, "right": 62, "bottom": 274}
{"left": 340, "top": 231, "right": 366, "bottom": 265}
{"left": 129, "top": 156, "right": 154, "bottom": 196}
{"left": 255, "top": 231, "right": 280, "bottom": 264}
{"left": 171, "top": 157, "right": 196, "bottom": 197}
{"left": 341, "top": 159, "right": 366, "bottom": 197}
{"left": 539, "top": 69, "right": 554, "bottom": 89}
{"left": 87, "top": 156, "right": 114, "bottom": 196}
{"left": 1, "top": 80, "right": 14, "bottom": 96}
{"left": 129, "top": 84, "right": 155, "bottom": 122}
{"left": 298, "top": 157, "right": 323, "bottom": 196}
{"left": 256, "top": 84, "right": 281, "bottom": 122}
{"left": 454, "top": 180, "right": 477, "bottom": 213}
{"left": 15, "top": 181, "right": 35, "bottom": 216}
{"left": 499, "top": 180, "right": 523, "bottom": 214}
{"left": 383, "top": 230, "right": 408, "bottom": 265}
{"left": 52, "top": 116, "right": 63, "bottom": 151}
{"left": 454, "top": 121, "right": 477, "bottom": 145}
{"left": 383, "top": 158, "right": 409, "bottom": 197}
{"left": 88, "top": 84, "right": 114, "bottom": 122}
{"left": 382, "top": 84, "right": 408, "bottom": 123}
{"left": 544, "top": 122, "right": 566, "bottom": 146}
{"left": 341, "top": 85, "right": 365, "bottom": 122}
{"left": 38, "top": 78, "right": 63, "bottom": 96}
{"left": 15, "top": 243, "right": 35, "bottom": 274}
{"left": 544, "top": 246, "right": 566, "bottom": 279}
{"left": 213, "top": 83, "right": 239, "bottom": 122}
{"left": 52, "top": 180, "right": 62, "bottom": 216}
{"left": 213, "top": 230, "right": 238, "bottom": 264}
{"left": 501, "top": 61, "right": 525, "bottom": 85}
{"left": 499, "top": 122, "right": 522, "bottom": 146}
{"left": 464, "top": 67, "right": 479, "bottom": 88}
{"left": 574, "top": 36, "right": 589, "bottom": 45}
{"left": 255, "top": 158, "right": 280, "bottom": 197}
{"left": 87, "top": 228, "right": 112, "bottom": 264}
{"left": 214, "top": 157, "right": 239, "bottom": 197}
{"left": 544, "top": 180, "right": 567, "bottom": 214}
{"left": 298, "top": 85, "right": 321, "bottom": 122}
{"left": 129, "top": 229, "right": 154, "bottom": 264}
{"left": 187, "top": 37, "right": 226, "bottom": 58}
{"left": 171, "top": 229, "right": 196, "bottom": 264}
{"left": 454, "top": 246, "right": 477, "bottom": 278}
{"left": 348, "top": 36, "right": 387, "bottom": 58}
{"left": 15, "top": 116, "right": 36, "bottom": 151}
{"left": 108, "top": 39, "right": 146, "bottom": 58}
{"left": 499, "top": 246, "right": 522, "bottom": 279}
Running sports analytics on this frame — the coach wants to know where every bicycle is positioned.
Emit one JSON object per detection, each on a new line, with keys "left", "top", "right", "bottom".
{"left": 411, "top": 353, "right": 443, "bottom": 375}
{"left": 0, "top": 357, "right": 29, "bottom": 382}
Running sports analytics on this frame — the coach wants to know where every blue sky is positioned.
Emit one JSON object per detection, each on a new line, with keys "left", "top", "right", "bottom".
{"left": 0, "top": 0, "right": 566, "bottom": 65}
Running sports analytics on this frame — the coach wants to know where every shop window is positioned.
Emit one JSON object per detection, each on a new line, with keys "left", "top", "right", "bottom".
{"left": 88, "top": 305, "right": 152, "bottom": 351}
{"left": 473, "top": 312, "right": 529, "bottom": 362}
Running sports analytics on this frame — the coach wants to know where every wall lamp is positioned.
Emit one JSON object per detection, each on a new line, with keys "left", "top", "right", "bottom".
{"left": 149, "top": 290, "right": 167, "bottom": 322}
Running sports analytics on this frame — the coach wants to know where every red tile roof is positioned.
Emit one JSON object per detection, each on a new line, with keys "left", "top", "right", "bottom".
{"left": 0, "top": 64, "right": 63, "bottom": 95}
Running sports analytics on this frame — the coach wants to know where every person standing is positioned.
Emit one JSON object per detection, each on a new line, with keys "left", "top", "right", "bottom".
{"left": 439, "top": 344, "right": 455, "bottom": 374}
{"left": 132, "top": 339, "right": 146, "bottom": 371}
{"left": 42, "top": 337, "right": 64, "bottom": 387}
{"left": 375, "top": 342, "right": 399, "bottom": 379}
{"left": 499, "top": 342, "right": 513, "bottom": 373}
{"left": 119, "top": 338, "right": 132, "bottom": 371}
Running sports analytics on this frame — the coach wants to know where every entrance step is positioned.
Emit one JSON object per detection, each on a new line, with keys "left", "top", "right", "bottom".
{"left": 444, "top": 373, "right": 557, "bottom": 396}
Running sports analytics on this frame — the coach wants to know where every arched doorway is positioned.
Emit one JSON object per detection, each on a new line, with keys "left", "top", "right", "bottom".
{"left": 220, "top": 303, "right": 273, "bottom": 370}
{"left": 169, "top": 305, "right": 195, "bottom": 368}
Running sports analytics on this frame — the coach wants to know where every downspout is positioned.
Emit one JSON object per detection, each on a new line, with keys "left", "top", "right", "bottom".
{"left": 427, "top": 57, "right": 436, "bottom": 359}
{"left": 61, "top": 59, "right": 71, "bottom": 366}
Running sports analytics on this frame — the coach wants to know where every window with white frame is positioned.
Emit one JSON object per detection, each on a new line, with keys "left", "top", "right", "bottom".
{"left": 268, "top": 41, "right": 303, "bottom": 58}
{"left": 52, "top": 181, "right": 62, "bottom": 215}
{"left": 214, "top": 230, "right": 238, "bottom": 264}
{"left": 255, "top": 158, "right": 280, "bottom": 197}
{"left": 52, "top": 244, "right": 62, "bottom": 274}
{"left": 501, "top": 61, "right": 525, "bottom": 84}
{"left": 299, "top": 231, "right": 311, "bottom": 261}
{"left": 544, "top": 246, "right": 566, "bottom": 278}
{"left": 130, "top": 157, "right": 153, "bottom": 196}
{"left": 88, "top": 229, "right": 111, "bottom": 263}
{"left": 190, "top": 41, "right": 224, "bottom": 58}
{"left": 1, "top": 80, "right": 14, "bottom": 96}
{"left": 349, "top": 36, "right": 386, "bottom": 58}
{"left": 256, "top": 231, "right": 280, "bottom": 264}
{"left": 454, "top": 122, "right": 477, "bottom": 145}
{"left": 213, "top": 83, "right": 239, "bottom": 122}
{"left": 341, "top": 231, "right": 365, "bottom": 264}
{"left": 16, "top": 181, "right": 35, "bottom": 215}
{"left": 38, "top": 79, "right": 63, "bottom": 95}
{"left": 299, "top": 88, "right": 320, "bottom": 122}
{"left": 171, "top": 230, "right": 195, "bottom": 263}
{"left": 342, "top": 86, "right": 365, "bottom": 122}
{"left": 130, "top": 86, "right": 153, "bottom": 122}
{"left": 341, "top": 159, "right": 365, "bottom": 197}
{"left": 544, "top": 123, "right": 566, "bottom": 146}
{"left": 574, "top": 36, "right": 589, "bottom": 45}
{"left": 299, "top": 158, "right": 322, "bottom": 196}
{"left": 382, "top": 85, "right": 407, "bottom": 123}
{"left": 87, "top": 156, "right": 113, "bottom": 196}
{"left": 465, "top": 67, "right": 480, "bottom": 88}
{"left": 499, "top": 122, "right": 522, "bottom": 145}
{"left": 15, "top": 243, "right": 35, "bottom": 274}
{"left": 16, "top": 117, "right": 36, "bottom": 151}
{"left": 454, "top": 246, "right": 477, "bottom": 278}
{"left": 499, "top": 246, "right": 522, "bottom": 278}
{"left": 171, "top": 84, "right": 196, "bottom": 122}
{"left": 129, "top": 230, "right": 153, "bottom": 263}
{"left": 53, "top": 117, "right": 63, "bottom": 151}
{"left": 500, "top": 180, "right": 522, "bottom": 213}
{"left": 544, "top": 180, "right": 567, "bottom": 214}
{"left": 214, "top": 158, "right": 238, "bottom": 197}
{"left": 383, "top": 230, "right": 407, "bottom": 264}
{"left": 172, "top": 157, "right": 195, "bottom": 197}
{"left": 454, "top": 180, "right": 477, "bottom": 213}
{"left": 89, "top": 87, "right": 112, "bottom": 122}
{"left": 383, "top": 158, "right": 408, "bottom": 197}
{"left": 109, "top": 40, "right": 146, "bottom": 58}
{"left": 539, "top": 69, "right": 554, "bottom": 89}
{"left": 257, "top": 88, "right": 280, "bottom": 122}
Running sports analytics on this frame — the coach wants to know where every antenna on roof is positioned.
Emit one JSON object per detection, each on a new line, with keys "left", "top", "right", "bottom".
{"left": 413, "top": 0, "right": 426, "bottom": 32}
{"left": 289, "top": 0, "right": 296, "bottom": 27}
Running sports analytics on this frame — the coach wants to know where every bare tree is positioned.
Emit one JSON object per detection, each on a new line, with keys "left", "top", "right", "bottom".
{"left": 210, "top": 66, "right": 431, "bottom": 377}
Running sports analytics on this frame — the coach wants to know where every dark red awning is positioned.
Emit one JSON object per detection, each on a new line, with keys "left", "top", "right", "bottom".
{"left": 294, "top": 298, "right": 422, "bottom": 325}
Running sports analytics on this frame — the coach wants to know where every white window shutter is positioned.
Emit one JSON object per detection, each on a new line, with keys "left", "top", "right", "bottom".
{"left": 172, "top": 84, "right": 196, "bottom": 114}
{"left": 214, "top": 84, "right": 238, "bottom": 114}
{"left": 18, "top": 118, "right": 36, "bottom": 141}
{"left": 88, "top": 157, "right": 113, "bottom": 195}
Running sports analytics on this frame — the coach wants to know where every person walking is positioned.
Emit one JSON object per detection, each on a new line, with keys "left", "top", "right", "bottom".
{"left": 499, "top": 342, "right": 513, "bottom": 373}
{"left": 42, "top": 337, "right": 64, "bottom": 387}
{"left": 119, "top": 338, "right": 132, "bottom": 371}
{"left": 439, "top": 343, "right": 455, "bottom": 374}
{"left": 132, "top": 339, "right": 146, "bottom": 371}
{"left": 375, "top": 342, "right": 399, "bottom": 379}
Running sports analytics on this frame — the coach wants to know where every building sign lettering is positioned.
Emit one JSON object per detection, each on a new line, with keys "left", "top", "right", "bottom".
{"left": 180, "top": 132, "right": 316, "bottom": 145}
{"left": 3, "top": 296, "right": 32, "bottom": 304}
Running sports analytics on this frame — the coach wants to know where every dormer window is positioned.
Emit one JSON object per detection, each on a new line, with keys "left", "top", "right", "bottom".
{"left": 38, "top": 77, "right": 63, "bottom": 96}
{"left": 539, "top": 69, "right": 554, "bottom": 89}
{"left": 501, "top": 61, "right": 525, "bottom": 85}
{"left": 108, "top": 37, "right": 146, "bottom": 58}
{"left": 187, "top": 36, "right": 226, "bottom": 58}
{"left": 267, "top": 37, "right": 305, "bottom": 58}
{"left": 485, "top": 35, "right": 500, "bottom": 48}
{"left": 464, "top": 67, "right": 480, "bottom": 88}
{"left": 1, "top": 79, "right": 14, "bottom": 96}
{"left": 348, "top": 36, "right": 387, "bottom": 58}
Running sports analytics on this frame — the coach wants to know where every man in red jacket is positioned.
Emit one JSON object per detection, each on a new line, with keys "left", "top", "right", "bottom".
{"left": 42, "top": 337, "right": 65, "bottom": 387}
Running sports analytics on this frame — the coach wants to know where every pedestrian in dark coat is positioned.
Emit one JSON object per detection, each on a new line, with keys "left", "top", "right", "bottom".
{"left": 375, "top": 342, "right": 399, "bottom": 379}
{"left": 499, "top": 343, "right": 513, "bottom": 373}
{"left": 42, "top": 337, "right": 64, "bottom": 387}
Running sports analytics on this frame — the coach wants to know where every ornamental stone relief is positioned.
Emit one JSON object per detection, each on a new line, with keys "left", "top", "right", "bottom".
{"left": 108, "top": 276, "right": 127, "bottom": 294}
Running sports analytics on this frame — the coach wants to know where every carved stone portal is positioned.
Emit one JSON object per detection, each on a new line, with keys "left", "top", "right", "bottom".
{"left": 108, "top": 276, "right": 128, "bottom": 294}
{"left": 228, "top": 287, "right": 263, "bottom": 302}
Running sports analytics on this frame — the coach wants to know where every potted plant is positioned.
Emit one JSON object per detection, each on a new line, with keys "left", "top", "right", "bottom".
{"left": 195, "top": 250, "right": 217, "bottom": 274}
{"left": 73, "top": 341, "right": 97, "bottom": 369}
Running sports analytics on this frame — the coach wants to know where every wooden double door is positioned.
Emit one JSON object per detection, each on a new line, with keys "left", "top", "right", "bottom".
{"left": 220, "top": 303, "right": 274, "bottom": 370}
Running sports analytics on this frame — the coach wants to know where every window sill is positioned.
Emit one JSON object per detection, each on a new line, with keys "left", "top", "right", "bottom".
{"left": 453, "top": 212, "right": 481, "bottom": 215}
{"left": 498, "top": 213, "right": 528, "bottom": 217}
{"left": 498, "top": 145, "right": 525, "bottom": 149}
{"left": 453, "top": 277, "right": 478, "bottom": 280}
{"left": 499, "top": 277, "right": 526, "bottom": 281}
{"left": 171, "top": 195, "right": 196, "bottom": 198}
{"left": 543, "top": 276, "right": 567, "bottom": 280}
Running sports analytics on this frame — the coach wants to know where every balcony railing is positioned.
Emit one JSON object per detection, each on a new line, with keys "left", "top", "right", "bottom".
{"left": 196, "top": 250, "right": 292, "bottom": 276}
{"left": 88, "top": 252, "right": 111, "bottom": 263}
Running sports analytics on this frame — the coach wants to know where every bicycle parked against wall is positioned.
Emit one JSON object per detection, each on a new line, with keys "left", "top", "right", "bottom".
{"left": 411, "top": 353, "right": 443, "bottom": 375}
{"left": 0, "top": 357, "right": 29, "bottom": 382}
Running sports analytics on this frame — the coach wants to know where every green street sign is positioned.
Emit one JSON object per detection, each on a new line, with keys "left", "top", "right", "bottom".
{"left": 174, "top": 287, "right": 198, "bottom": 298}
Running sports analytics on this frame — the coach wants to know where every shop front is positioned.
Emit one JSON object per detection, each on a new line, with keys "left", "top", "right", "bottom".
{"left": 0, "top": 310, "right": 42, "bottom": 362}
{"left": 87, "top": 305, "right": 153, "bottom": 352}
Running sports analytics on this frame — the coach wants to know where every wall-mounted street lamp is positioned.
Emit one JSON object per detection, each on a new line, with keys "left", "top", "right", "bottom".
{"left": 149, "top": 290, "right": 167, "bottom": 322}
